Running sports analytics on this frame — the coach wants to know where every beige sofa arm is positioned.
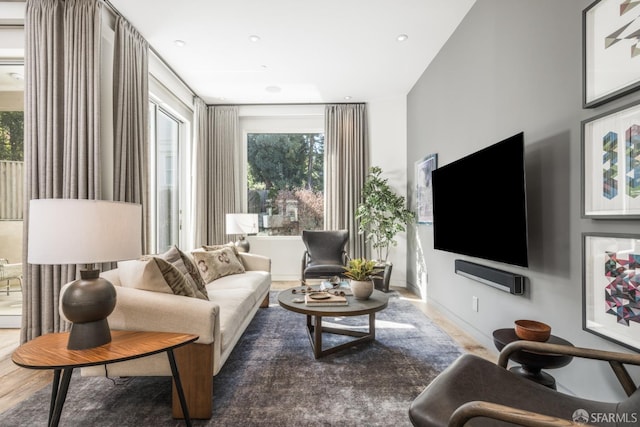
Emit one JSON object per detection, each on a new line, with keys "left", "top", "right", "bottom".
{"left": 60, "top": 283, "right": 220, "bottom": 345}
{"left": 238, "top": 252, "right": 271, "bottom": 272}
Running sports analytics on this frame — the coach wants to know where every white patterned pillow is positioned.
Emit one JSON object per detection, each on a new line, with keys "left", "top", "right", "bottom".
{"left": 191, "top": 247, "right": 245, "bottom": 283}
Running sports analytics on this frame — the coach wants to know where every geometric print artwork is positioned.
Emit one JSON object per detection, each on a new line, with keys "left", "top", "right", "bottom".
{"left": 605, "top": 0, "right": 640, "bottom": 58}
{"left": 626, "top": 124, "right": 640, "bottom": 198}
{"left": 603, "top": 131, "right": 619, "bottom": 200}
{"left": 604, "top": 251, "right": 640, "bottom": 326}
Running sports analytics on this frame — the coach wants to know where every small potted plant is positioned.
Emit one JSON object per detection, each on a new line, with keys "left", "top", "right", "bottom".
{"left": 356, "top": 166, "right": 415, "bottom": 292}
{"left": 343, "top": 258, "right": 381, "bottom": 299}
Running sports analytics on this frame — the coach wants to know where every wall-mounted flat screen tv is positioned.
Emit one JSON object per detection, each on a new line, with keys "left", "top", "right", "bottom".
{"left": 431, "top": 132, "right": 529, "bottom": 268}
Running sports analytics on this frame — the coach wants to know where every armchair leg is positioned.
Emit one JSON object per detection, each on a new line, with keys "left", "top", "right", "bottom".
{"left": 171, "top": 342, "right": 214, "bottom": 419}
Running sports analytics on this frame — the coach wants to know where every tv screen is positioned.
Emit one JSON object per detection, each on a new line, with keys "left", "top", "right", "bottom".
{"left": 431, "top": 132, "right": 529, "bottom": 267}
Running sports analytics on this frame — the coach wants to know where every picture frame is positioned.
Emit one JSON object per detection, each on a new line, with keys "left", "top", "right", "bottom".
{"left": 583, "top": 232, "right": 640, "bottom": 352}
{"left": 583, "top": 0, "right": 640, "bottom": 108}
{"left": 582, "top": 99, "right": 640, "bottom": 218}
{"left": 415, "top": 153, "right": 437, "bottom": 224}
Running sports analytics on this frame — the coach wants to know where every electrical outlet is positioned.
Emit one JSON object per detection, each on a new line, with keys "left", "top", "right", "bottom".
{"left": 472, "top": 296, "right": 479, "bottom": 312}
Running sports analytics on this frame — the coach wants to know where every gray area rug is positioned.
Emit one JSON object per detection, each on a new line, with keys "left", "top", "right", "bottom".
{"left": 0, "top": 291, "right": 463, "bottom": 426}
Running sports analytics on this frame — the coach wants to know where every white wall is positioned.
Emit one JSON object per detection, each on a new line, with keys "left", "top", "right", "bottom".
{"left": 368, "top": 97, "right": 408, "bottom": 287}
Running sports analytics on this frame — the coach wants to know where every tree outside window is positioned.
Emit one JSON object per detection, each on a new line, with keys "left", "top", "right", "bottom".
{"left": 247, "top": 133, "right": 324, "bottom": 236}
{"left": 0, "top": 111, "right": 23, "bottom": 161}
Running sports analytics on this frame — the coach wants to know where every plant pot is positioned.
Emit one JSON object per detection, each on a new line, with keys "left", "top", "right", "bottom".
{"left": 372, "top": 262, "right": 392, "bottom": 293}
{"left": 350, "top": 280, "right": 374, "bottom": 300}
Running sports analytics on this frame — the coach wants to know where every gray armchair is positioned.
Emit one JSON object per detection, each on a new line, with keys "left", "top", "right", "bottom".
{"left": 301, "top": 229, "right": 349, "bottom": 281}
{"left": 409, "top": 340, "right": 640, "bottom": 426}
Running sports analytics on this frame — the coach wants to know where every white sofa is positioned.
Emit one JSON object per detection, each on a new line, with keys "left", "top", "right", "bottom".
{"left": 62, "top": 251, "right": 271, "bottom": 419}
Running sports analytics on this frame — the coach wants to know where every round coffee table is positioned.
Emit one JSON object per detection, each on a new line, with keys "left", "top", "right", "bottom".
{"left": 493, "top": 328, "right": 574, "bottom": 389}
{"left": 278, "top": 286, "right": 389, "bottom": 358}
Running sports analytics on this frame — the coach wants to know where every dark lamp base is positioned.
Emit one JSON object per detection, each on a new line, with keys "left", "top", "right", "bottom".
{"left": 61, "top": 269, "right": 117, "bottom": 350}
{"left": 235, "top": 236, "right": 250, "bottom": 253}
{"left": 67, "top": 319, "right": 112, "bottom": 350}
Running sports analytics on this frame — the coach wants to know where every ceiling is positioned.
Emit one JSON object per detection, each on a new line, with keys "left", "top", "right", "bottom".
{"left": 108, "top": 0, "right": 475, "bottom": 105}
{"left": 0, "top": 1, "right": 476, "bottom": 103}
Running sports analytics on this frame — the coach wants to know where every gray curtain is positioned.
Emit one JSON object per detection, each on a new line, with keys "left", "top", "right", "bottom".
{"left": 324, "top": 103, "right": 369, "bottom": 260}
{"left": 112, "top": 16, "right": 150, "bottom": 253}
{"left": 23, "top": 0, "right": 102, "bottom": 342}
{"left": 194, "top": 104, "right": 239, "bottom": 246}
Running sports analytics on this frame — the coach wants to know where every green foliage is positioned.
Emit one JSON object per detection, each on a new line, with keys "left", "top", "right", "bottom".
{"left": 247, "top": 133, "right": 324, "bottom": 192}
{"left": 343, "top": 258, "right": 381, "bottom": 281}
{"left": 0, "top": 111, "right": 24, "bottom": 161}
{"left": 356, "top": 166, "right": 415, "bottom": 262}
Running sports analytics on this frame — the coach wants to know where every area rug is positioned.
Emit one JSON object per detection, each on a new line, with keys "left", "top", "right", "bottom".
{"left": 0, "top": 292, "right": 463, "bottom": 426}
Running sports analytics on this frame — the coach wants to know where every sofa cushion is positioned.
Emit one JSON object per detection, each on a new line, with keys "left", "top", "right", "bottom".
{"left": 118, "top": 256, "right": 207, "bottom": 300}
{"left": 160, "top": 246, "right": 209, "bottom": 300}
{"left": 192, "top": 247, "right": 245, "bottom": 283}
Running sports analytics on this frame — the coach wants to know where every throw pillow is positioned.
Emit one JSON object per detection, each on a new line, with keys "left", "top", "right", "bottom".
{"left": 202, "top": 242, "right": 239, "bottom": 254}
{"left": 160, "top": 246, "right": 209, "bottom": 300}
{"left": 118, "top": 257, "right": 172, "bottom": 294}
{"left": 118, "top": 256, "right": 208, "bottom": 300}
{"left": 192, "top": 247, "right": 245, "bottom": 283}
{"left": 153, "top": 257, "right": 207, "bottom": 300}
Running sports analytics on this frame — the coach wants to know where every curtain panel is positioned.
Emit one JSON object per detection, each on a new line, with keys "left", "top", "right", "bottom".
{"left": 324, "top": 103, "right": 369, "bottom": 260}
{"left": 112, "top": 16, "right": 150, "bottom": 253}
{"left": 194, "top": 104, "right": 239, "bottom": 246}
{"left": 23, "top": 0, "right": 102, "bottom": 342}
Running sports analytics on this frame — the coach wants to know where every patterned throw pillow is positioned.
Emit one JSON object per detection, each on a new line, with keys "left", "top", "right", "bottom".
{"left": 191, "top": 247, "right": 245, "bottom": 283}
{"left": 202, "top": 242, "right": 239, "bottom": 254}
{"left": 160, "top": 246, "right": 209, "bottom": 300}
{"left": 118, "top": 256, "right": 208, "bottom": 300}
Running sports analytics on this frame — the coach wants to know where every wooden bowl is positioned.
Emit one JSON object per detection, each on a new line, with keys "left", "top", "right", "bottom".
{"left": 514, "top": 319, "right": 551, "bottom": 342}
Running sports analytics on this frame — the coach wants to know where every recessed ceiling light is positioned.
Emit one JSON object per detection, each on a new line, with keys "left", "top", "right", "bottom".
{"left": 344, "top": 96, "right": 352, "bottom": 100}
{"left": 249, "top": 35, "right": 261, "bottom": 43}
{"left": 265, "top": 85, "right": 281, "bottom": 93}
{"left": 9, "top": 72, "right": 23, "bottom": 80}
{"left": 396, "top": 34, "right": 409, "bottom": 42}
{"left": 174, "top": 40, "right": 186, "bottom": 47}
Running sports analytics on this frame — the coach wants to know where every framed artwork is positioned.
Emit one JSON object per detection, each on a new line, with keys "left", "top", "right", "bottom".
{"left": 415, "top": 153, "right": 437, "bottom": 224}
{"left": 582, "top": 99, "right": 640, "bottom": 218}
{"left": 583, "top": 233, "right": 640, "bottom": 352}
{"left": 583, "top": 0, "right": 640, "bottom": 108}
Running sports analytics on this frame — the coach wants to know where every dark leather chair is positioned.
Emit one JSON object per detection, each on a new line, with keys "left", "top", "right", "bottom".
{"left": 301, "top": 229, "right": 349, "bottom": 281}
{"left": 409, "top": 340, "right": 640, "bottom": 427}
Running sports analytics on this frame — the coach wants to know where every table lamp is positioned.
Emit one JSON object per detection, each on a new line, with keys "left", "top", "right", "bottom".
{"left": 28, "top": 199, "right": 142, "bottom": 350}
{"left": 225, "top": 213, "right": 259, "bottom": 252}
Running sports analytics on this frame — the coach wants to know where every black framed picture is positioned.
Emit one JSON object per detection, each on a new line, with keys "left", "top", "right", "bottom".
{"left": 583, "top": 0, "right": 640, "bottom": 108}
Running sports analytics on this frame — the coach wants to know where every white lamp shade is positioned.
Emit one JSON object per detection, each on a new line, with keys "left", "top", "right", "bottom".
{"left": 28, "top": 199, "right": 142, "bottom": 265}
{"left": 225, "top": 213, "right": 259, "bottom": 235}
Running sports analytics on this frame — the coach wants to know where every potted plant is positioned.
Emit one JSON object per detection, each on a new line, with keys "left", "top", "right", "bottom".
{"left": 356, "top": 166, "right": 415, "bottom": 292}
{"left": 343, "top": 257, "right": 381, "bottom": 299}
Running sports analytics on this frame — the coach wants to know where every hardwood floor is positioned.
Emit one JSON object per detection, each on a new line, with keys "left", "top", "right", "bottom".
{"left": 0, "top": 282, "right": 492, "bottom": 415}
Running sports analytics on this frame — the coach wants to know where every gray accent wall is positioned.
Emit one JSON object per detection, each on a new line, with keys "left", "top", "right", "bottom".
{"left": 407, "top": 0, "right": 640, "bottom": 400}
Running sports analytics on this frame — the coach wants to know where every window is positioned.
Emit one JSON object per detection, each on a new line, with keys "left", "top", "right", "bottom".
{"left": 149, "top": 102, "right": 182, "bottom": 253}
{"left": 247, "top": 132, "right": 324, "bottom": 236}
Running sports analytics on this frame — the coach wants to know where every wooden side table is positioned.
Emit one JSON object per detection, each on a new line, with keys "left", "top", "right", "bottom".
{"left": 12, "top": 330, "right": 198, "bottom": 427}
{"left": 492, "top": 328, "right": 573, "bottom": 389}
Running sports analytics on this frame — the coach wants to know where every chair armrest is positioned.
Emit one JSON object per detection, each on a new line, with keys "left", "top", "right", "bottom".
{"left": 238, "top": 252, "right": 271, "bottom": 272}
{"left": 449, "top": 401, "right": 594, "bottom": 427}
{"left": 60, "top": 283, "right": 220, "bottom": 345}
{"left": 498, "top": 341, "right": 640, "bottom": 367}
{"left": 498, "top": 341, "right": 640, "bottom": 396}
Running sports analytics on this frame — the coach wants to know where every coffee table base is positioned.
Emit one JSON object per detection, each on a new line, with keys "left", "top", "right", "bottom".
{"left": 306, "top": 313, "right": 376, "bottom": 358}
